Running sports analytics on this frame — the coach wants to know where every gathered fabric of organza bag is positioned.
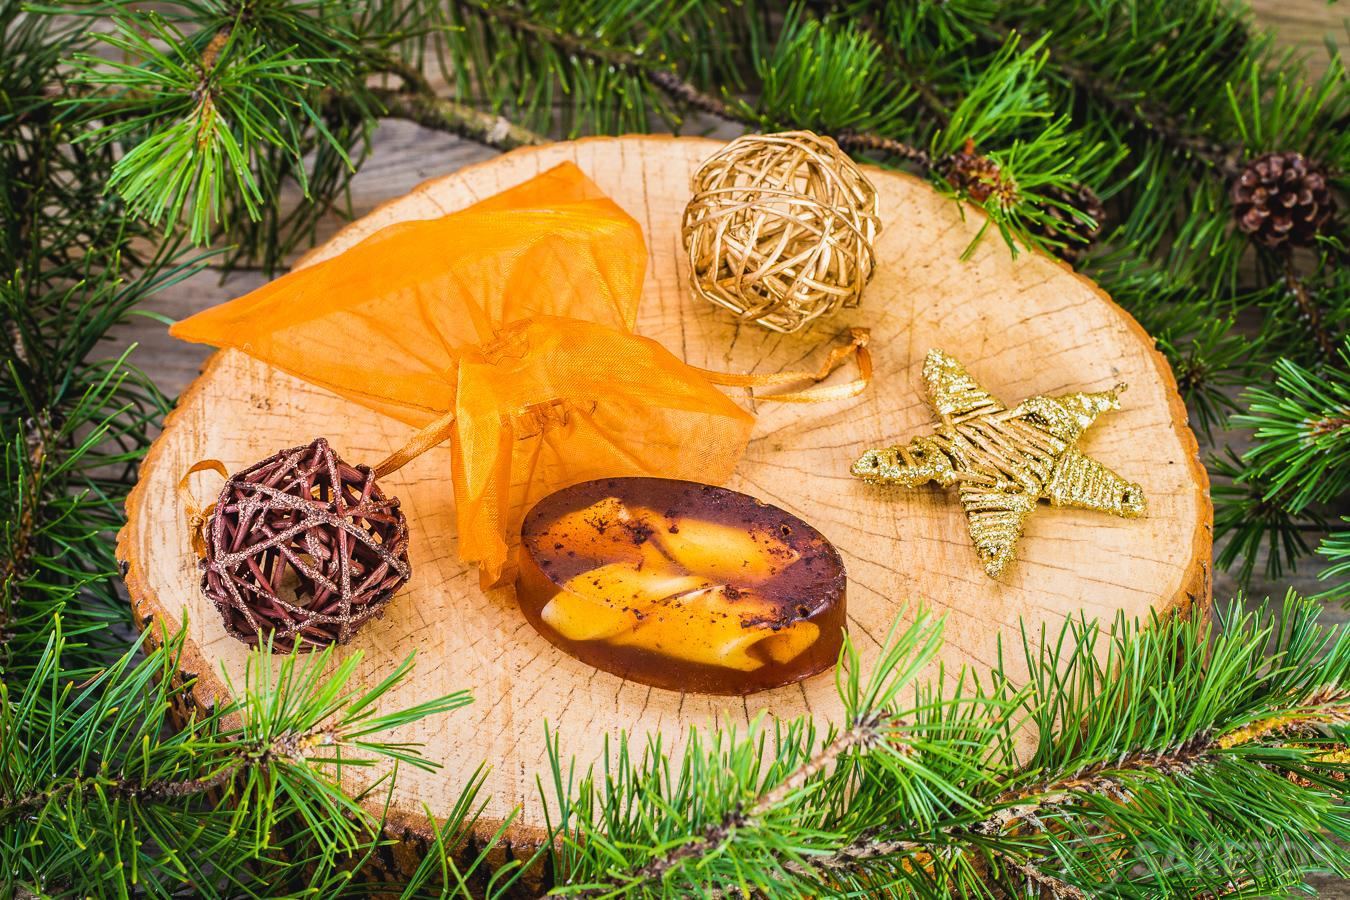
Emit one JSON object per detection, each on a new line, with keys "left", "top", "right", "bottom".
{"left": 173, "top": 163, "right": 868, "bottom": 587}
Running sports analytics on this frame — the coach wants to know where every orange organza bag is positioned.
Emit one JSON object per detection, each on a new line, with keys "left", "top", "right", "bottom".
{"left": 173, "top": 163, "right": 865, "bottom": 586}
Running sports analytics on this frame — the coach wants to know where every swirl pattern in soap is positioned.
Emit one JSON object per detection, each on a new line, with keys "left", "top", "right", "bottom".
{"left": 516, "top": 478, "right": 847, "bottom": 695}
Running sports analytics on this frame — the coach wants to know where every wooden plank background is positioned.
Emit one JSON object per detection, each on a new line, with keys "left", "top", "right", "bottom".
{"left": 105, "top": 1, "right": 1350, "bottom": 889}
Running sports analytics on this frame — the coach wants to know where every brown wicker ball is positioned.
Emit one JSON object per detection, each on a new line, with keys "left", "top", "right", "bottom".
{"left": 682, "top": 131, "right": 881, "bottom": 334}
{"left": 200, "top": 438, "right": 411, "bottom": 651}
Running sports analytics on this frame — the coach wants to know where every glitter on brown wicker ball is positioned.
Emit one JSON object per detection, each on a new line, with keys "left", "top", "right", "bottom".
{"left": 200, "top": 438, "right": 411, "bottom": 651}
{"left": 1231, "top": 151, "right": 1336, "bottom": 250}
{"left": 682, "top": 131, "right": 880, "bottom": 334}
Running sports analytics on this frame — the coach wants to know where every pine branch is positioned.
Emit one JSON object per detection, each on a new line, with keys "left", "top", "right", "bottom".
{"left": 748, "top": 713, "right": 897, "bottom": 814}
{"left": 63, "top": 2, "right": 1120, "bottom": 262}
{"left": 1213, "top": 450, "right": 1323, "bottom": 584}
{"left": 1192, "top": 878, "right": 1259, "bottom": 899}
{"left": 967, "top": 684, "right": 1350, "bottom": 835}
{"left": 474, "top": 1, "right": 645, "bottom": 68}
{"left": 829, "top": 131, "right": 934, "bottom": 169}
{"left": 1, "top": 752, "right": 244, "bottom": 817}
{"left": 0, "top": 413, "right": 47, "bottom": 648}
{"left": 198, "top": 26, "right": 230, "bottom": 73}
{"left": 0, "top": 721, "right": 346, "bottom": 817}
{"left": 552, "top": 596, "right": 1350, "bottom": 896}
{"left": 1005, "top": 858, "right": 1090, "bottom": 900}
{"left": 1063, "top": 56, "right": 1242, "bottom": 178}
{"left": 2, "top": 8, "right": 204, "bottom": 665}
{"left": 1217, "top": 686, "right": 1350, "bottom": 747}
{"left": 460, "top": 2, "right": 1072, "bottom": 201}
{"left": 365, "top": 53, "right": 546, "bottom": 149}
{"left": 1232, "top": 338, "right": 1350, "bottom": 511}
{"left": 642, "top": 67, "right": 748, "bottom": 126}
{"left": 476, "top": 1, "right": 929, "bottom": 159}
{"left": 369, "top": 88, "right": 546, "bottom": 149}
{"left": 1282, "top": 251, "right": 1338, "bottom": 359}
{"left": 1316, "top": 522, "right": 1350, "bottom": 604}
{"left": 984, "top": 20, "right": 1244, "bottom": 179}
{"left": 780, "top": 693, "right": 1350, "bottom": 889}
{"left": 1, "top": 622, "right": 475, "bottom": 895}
{"left": 610, "top": 711, "right": 897, "bottom": 895}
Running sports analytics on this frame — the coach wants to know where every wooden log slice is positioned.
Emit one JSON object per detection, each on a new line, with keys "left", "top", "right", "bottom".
{"left": 118, "top": 136, "right": 1211, "bottom": 863}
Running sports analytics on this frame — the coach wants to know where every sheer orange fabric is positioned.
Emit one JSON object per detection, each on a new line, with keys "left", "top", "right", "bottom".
{"left": 171, "top": 163, "right": 755, "bottom": 586}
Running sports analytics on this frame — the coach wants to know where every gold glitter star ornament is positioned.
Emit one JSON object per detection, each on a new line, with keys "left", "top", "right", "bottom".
{"left": 851, "top": 349, "right": 1147, "bottom": 578}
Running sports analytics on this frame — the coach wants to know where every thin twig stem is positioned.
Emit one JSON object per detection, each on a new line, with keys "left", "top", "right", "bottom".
{"left": 198, "top": 28, "right": 231, "bottom": 75}
{"left": 0, "top": 725, "right": 339, "bottom": 818}
{"left": 857, "top": 12, "right": 950, "bottom": 124}
{"left": 1004, "top": 858, "right": 1090, "bottom": 899}
{"left": 454, "top": 1, "right": 1114, "bottom": 241}
{"left": 1059, "top": 57, "right": 1243, "bottom": 179}
{"left": 369, "top": 87, "right": 547, "bottom": 151}
{"left": 590, "top": 713, "right": 894, "bottom": 895}
{"left": 777, "top": 690, "right": 1350, "bottom": 886}
{"left": 477, "top": 1, "right": 935, "bottom": 169}
{"left": 0, "top": 412, "right": 47, "bottom": 649}
{"left": 1310, "top": 414, "right": 1350, "bottom": 438}
{"left": 983, "top": 22, "right": 1244, "bottom": 179}
{"left": 1282, "top": 250, "right": 1337, "bottom": 359}
{"left": 364, "top": 52, "right": 547, "bottom": 150}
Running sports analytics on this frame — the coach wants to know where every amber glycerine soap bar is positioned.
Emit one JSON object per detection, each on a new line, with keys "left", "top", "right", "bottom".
{"left": 516, "top": 478, "right": 846, "bottom": 695}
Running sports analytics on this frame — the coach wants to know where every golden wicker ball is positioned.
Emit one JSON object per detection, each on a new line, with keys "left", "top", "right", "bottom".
{"left": 681, "top": 131, "right": 881, "bottom": 334}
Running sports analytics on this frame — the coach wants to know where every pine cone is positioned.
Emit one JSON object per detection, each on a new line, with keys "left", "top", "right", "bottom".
{"left": 1230, "top": 152, "right": 1336, "bottom": 249}
{"left": 942, "top": 140, "right": 1105, "bottom": 260}
{"left": 943, "top": 140, "right": 1104, "bottom": 262}
{"left": 941, "top": 139, "right": 1011, "bottom": 206}
{"left": 200, "top": 438, "right": 411, "bottom": 651}
{"left": 1030, "top": 183, "right": 1106, "bottom": 264}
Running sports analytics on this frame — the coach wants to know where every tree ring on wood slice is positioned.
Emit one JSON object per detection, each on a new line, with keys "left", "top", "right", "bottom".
{"left": 517, "top": 477, "right": 847, "bottom": 696}
{"left": 117, "top": 136, "right": 1211, "bottom": 881}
